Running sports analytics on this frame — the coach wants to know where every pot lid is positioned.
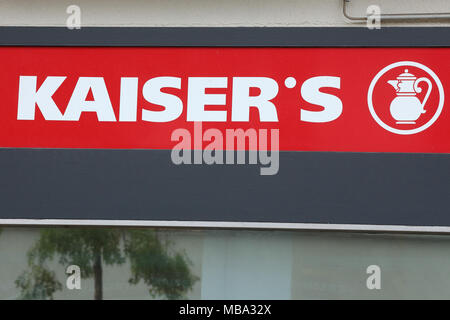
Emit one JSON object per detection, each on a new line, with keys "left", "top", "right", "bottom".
{"left": 396, "top": 69, "right": 416, "bottom": 80}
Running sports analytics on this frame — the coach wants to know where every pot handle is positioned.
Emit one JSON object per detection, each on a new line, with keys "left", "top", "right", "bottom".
{"left": 414, "top": 77, "right": 432, "bottom": 113}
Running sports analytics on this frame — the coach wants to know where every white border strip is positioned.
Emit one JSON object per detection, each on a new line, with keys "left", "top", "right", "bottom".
{"left": 0, "top": 219, "right": 449, "bottom": 234}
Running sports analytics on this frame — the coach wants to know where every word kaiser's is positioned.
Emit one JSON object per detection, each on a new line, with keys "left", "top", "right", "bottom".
{"left": 17, "top": 76, "right": 341, "bottom": 123}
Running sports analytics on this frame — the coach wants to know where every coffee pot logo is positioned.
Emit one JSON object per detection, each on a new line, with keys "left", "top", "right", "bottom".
{"left": 387, "top": 69, "right": 431, "bottom": 124}
{"left": 368, "top": 61, "right": 444, "bottom": 135}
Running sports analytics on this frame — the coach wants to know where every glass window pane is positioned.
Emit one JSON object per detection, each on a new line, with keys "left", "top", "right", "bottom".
{"left": 0, "top": 227, "right": 449, "bottom": 299}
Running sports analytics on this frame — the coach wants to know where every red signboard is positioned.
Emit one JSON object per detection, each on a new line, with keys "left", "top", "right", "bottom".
{"left": 0, "top": 47, "right": 448, "bottom": 152}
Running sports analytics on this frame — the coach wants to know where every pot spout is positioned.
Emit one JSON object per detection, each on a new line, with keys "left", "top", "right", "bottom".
{"left": 387, "top": 80, "right": 399, "bottom": 91}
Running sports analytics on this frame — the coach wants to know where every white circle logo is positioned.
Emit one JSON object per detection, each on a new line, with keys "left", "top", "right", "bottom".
{"left": 367, "top": 61, "right": 445, "bottom": 135}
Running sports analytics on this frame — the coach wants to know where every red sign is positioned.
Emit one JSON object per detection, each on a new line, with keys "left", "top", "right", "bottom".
{"left": 0, "top": 47, "right": 448, "bottom": 152}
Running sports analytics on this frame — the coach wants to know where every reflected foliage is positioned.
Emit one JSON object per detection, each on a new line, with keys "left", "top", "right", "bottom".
{"left": 15, "top": 264, "right": 62, "bottom": 300}
{"left": 125, "top": 230, "right": 197, "bottom": 299}
{"left": 15, "top": 228, "right": 197, "bottom": 300}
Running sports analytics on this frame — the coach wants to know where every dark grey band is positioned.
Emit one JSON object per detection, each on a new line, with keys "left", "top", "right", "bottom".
{"left": 0, "top": 27, "right": 449, "bottom": 47}
{"left": 0, "top": 149, "right": 449, "bottom": 227}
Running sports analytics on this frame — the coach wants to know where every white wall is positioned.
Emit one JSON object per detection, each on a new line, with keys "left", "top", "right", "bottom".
{"left": 0, "top": 0, "right": 449, "bottom": 27}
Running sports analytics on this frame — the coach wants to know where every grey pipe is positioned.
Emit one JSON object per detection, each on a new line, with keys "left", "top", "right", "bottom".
{"left": 343, "top": 0, "right": 450, "bottom": 21}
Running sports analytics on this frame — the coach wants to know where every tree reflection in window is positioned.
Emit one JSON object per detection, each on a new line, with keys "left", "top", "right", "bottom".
{"left": 15, "top": 228, "right": 198, "bottom": 300}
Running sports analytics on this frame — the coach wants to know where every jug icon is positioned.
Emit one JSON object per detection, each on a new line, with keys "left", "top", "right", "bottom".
{"left": 387, "top": 69, "right": 432, "bottom": 124}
